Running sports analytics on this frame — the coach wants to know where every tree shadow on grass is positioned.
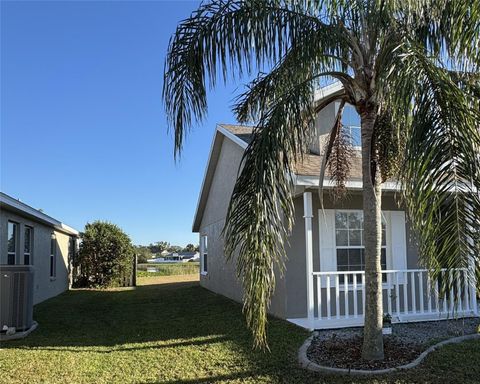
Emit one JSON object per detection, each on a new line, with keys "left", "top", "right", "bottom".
{"left": 13, "top": 335, "right": 231, "bottom": 353}
{"left": 5, "top": 279, "right": 244, "bottom": 349}
{"left": 143, "top": 371, "right": 266, "bottom": 384}
{"left": 4, "top": 277, "right": 470, "bottom": 384}
{"left": 2, "top": 277, "right": 324, "bottom": 382}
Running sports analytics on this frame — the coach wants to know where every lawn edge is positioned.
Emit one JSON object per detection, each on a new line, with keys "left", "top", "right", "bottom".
{"left": 298, "top": 332, "right": 480, "bottom": 375}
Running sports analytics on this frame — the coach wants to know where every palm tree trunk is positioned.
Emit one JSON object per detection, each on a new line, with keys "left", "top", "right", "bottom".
{"left": 360, "top": 109, "right": 384, "bottom": 361}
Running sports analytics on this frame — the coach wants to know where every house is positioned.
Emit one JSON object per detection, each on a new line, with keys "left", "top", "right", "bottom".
{"left": 0, "top": 192, "right": 79, "bottom": 304}
{"left": 148, "top": 251, "right": 200, "bottom": 263}
{"left": 174, "top": 251, "right": 200, "bottom": 262}
{"left": 192, "top": 83, "right": 478, "bottom": 330}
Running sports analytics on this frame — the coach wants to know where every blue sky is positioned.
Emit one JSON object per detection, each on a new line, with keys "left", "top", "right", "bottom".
{"left": 1, "top": 1, "right": 246, "bottom": 246}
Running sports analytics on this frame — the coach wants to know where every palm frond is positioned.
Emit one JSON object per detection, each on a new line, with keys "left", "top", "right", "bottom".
{"left": 318, "top": 99, "right": 346, "bottom": 207}
{"left": 163, "top": 0, "right": 339, "bottom": 156}
{"left": 395, "top": 49, "right": 480, "bottom": 294}
{"left": 224, "top": 77, "right": 316, "bottom": 349}
{"left": 326, "top": 126, "right": 356, "bottom": 201}
{"left": 387, "top": 0, "right": 480, "bottom": 71}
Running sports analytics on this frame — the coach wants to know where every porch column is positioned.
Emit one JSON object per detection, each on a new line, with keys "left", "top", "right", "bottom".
{"left": 303, "top": 191, "right": 314, "bottom": 323}
{"left": 469, "top": 258, "right": 478, "bottom": 316}
{"left": 467, "top": 224, "right": 478, "bottom": 316}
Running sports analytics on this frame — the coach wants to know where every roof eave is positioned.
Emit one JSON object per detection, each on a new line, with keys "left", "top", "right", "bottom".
{"left": 0, "top": 192, "right": 80, "bottom": 236}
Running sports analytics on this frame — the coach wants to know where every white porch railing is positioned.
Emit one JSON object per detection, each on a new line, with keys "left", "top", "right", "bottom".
{"left": 310, "top": 268, "right": 478, "bottom": 328}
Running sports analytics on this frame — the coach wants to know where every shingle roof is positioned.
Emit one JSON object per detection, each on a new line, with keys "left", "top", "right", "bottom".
{"left": 219, "top": 124, "right": 363, "bottom": 178}
{"left": 218, "top": 124, "right": 255, "bottom": 145}
{"left": 293, "top": 152, "right": 363, "bottom": 178}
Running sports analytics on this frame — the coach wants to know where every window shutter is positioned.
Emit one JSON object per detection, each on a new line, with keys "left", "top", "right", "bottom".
{"left": 318, "top": 209, "right": 336, "bottom": 272}
{"left": 391, "top": 211, "right": 407, "bottom": 283}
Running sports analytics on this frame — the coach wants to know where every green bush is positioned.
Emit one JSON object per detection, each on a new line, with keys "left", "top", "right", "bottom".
{"left": 75, "top": 221, "right": 135, "bottom": 288}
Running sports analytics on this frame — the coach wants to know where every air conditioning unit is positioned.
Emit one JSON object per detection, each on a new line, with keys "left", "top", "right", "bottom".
{"left": 0, "top": 265, "right": 35, "bottom": 332}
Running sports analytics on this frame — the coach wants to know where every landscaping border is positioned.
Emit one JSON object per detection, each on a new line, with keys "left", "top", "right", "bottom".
{"left": 298, "top": 332, "right": 480, "bottom": 375}
{"left": 0, "top": 321, "right": 38, "bottom": 342}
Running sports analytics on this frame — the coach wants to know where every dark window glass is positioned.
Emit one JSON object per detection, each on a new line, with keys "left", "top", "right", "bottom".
{"left": 201, "top": 235, "right": 208, "bottom": 273}
{"left": 336, "top": 247, "right": 388, "bottom": 284}
{"left": 50, "top": 236, "right": 56, "bottom": 277}
{"left": 50, "top": 256, "right": 54, "bottom": 277}
{"left": 7, "top": 222, "right": 17, "bottom": 265}
{"left": 8, "top": 222, "right": 16, "bottom": 253}
{"left": 24, "top": 227, "right": 32, "bottom": 265}
{"left": 24, "top": 227, "right": 31, "bottom": 253}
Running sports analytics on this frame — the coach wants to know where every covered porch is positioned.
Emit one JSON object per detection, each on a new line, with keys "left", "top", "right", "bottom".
{"left": 288, "top": 191, "right": 479, "bottom": 330}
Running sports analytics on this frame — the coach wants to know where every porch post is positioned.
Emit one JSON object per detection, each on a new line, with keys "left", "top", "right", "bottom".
{"left": 470, "top": 258, "right": 478, "bottom": 316}
{"left": 303, "top": 191, "right": 314, "bottom": 323}
{"left": 467, "top": 225, "right": 478, "bottom": 316}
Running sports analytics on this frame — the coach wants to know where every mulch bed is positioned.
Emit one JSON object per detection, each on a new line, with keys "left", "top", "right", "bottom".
{"left": 306, "top": 318, "right": 480, "bottom": 371}
{"left": 307, "top": 334, "right": 424, "bottom": 370}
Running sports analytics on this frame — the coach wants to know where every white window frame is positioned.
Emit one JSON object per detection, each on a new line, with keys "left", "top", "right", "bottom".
{"left": 24, "top": 226, "right": 33, "bottom": 265}
{"left": 200, "top": 235, "right": 208, "bottom": 275}
{"left": 7, "top": 221, "right": 18, "bottom": 265}
{"left": 50, "top": 234, "right": 57, "bottom": 279}
{"left": 334, "top": 209, "right": 392, "bottom": 288}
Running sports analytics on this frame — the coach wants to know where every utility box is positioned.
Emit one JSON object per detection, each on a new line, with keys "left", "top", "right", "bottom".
{"left": 0, "top": 265, "right": 35, "bottom": 332}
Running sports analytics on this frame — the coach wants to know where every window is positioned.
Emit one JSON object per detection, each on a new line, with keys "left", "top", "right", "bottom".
{"left": 7, "top": 222, "right": 17, "bottom": 265}
{"left": 335, "top": 211, "right": 387, "bottom": 283}
{"left": 201, "top": 235, "right": 208, "bottom": 274}
{"left": 24, "top": 226, "right": 33, "bottom": 265}
{"left": 342, "top": 125, "right": 361, "bottom": 147}
{"left": 50, "top": 234, "right": 57, "bottom": 278}
{"left": 69, "top": 236, "right": 77, "bottom": 264}
{"left": 341, "top": 104, "right": 361, "bottom": 148}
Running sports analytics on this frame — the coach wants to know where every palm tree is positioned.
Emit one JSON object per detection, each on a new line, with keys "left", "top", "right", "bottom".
{"left": 163, "top": 0, "right": 480, "bottom": 360}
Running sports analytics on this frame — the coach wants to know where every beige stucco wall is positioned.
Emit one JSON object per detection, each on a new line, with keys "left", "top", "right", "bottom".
{"left": 310, "top": 102, "right": 338, "bottom": 154}
{"left": 0, "top": 209, "right": 73, "bottom": 304}
{"left": 198, "top": 136, "right": 287, "bottom": 318}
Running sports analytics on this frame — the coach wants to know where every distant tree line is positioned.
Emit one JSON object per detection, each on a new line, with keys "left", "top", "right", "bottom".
{"left": 134, "top": 241, "right": 199, "bottom": 263}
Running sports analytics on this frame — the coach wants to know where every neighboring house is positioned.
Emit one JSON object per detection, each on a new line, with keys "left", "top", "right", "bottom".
{"left": 0, "top": 192, "right": 79, "bottom": 304}
{"left": 148, "top": 252, "right": 200, "bottom": 263}
{"left": 173, "top": 251, "right": 200, "bottom": 262}
{"left": 192, "top": 83, "right": 479, "bottom": 330}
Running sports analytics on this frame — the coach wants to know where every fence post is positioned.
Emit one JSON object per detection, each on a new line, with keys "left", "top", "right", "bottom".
{"left": 132, "top": 254, "right": 137, "bottom": 287}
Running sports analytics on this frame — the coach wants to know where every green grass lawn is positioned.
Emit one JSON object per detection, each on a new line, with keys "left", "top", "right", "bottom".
{"left": 1, "top": 275, "right": 479, "bottom": 384}
{"left": 136, "top": 262, "right": 199, "bottom": 277}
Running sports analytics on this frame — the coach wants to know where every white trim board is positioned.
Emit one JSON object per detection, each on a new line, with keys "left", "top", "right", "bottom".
{"left": 217, "top": 125, "right": 248, "bottom": 149}
{"left": 295, "top": 175, "right": 401, "bottom": 191}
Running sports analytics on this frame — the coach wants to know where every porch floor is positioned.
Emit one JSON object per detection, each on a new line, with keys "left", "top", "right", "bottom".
{"left": 287, "top": 304, "right": 480, "bottom": 330}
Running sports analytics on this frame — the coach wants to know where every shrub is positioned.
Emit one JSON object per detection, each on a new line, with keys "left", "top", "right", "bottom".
{"left": 75, "top": 221, "right": 134, "bottom": 288}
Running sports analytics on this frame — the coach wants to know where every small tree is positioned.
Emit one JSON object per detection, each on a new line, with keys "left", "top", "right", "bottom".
{"left": 76, "top": 221, "right": 135, "bottom": 288}
{"left": 168, "top": 245, "right": 182, "bottom": 253}
{"left": 150, "top": 241, "right": 170, "bottom": 254}
{"left": 183, "top": 243, "right": 196, "bottom": 252}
